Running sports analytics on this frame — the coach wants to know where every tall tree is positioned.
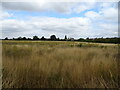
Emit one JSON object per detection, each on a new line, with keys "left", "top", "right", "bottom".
{"left": 33, "top": 36, "right": 39, "bottom": 40}
{"left": 41, "top": 36, "right": 45, "bottom": 40}
{"left": 17, "top": 37, "right": 22, "bottom": 40}
{"left": 50, "top": 35, "right": 56, "bottom": 40}
{"left": 5, "top": 37, "right": 8, "bottom": 40}
{"left": 22, "top": 37, "right": 27, "bottom": 40}
{"left": 64, "top": 35, "right": 67, "bottom": 40}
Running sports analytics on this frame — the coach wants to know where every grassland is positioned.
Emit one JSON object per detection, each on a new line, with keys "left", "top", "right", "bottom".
{"left": 2, "top": 40, "right": 119, "bottom": 88}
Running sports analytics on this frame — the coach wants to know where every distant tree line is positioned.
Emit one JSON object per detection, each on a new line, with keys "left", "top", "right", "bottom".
{"left": 4, "top": 35, "right": 120, "bottom": 44}
{"left": 4, "top": 35, "right": 70, "bottom": 41}
{"left": 77, "top": 37, "right": 120, "bottom": 44}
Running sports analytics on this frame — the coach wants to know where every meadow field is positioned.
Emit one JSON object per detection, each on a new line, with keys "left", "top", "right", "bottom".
{"left": 2, "top": 40, "right": 119, "bottom": 88}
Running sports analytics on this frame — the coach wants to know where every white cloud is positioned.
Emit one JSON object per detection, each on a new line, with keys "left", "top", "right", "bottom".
{"left": 1, "top": 17, "right": 91, "bottom": 38}
{"left": 85, "top": 11, "right": 100, "bottom": 19}
{"left": 84, "top": 23, "right": 118, "bottom": 38}
{"left": 84, "top": 2, "right": 118, "bottom": 38}
{"left": 73, "top": 2, "right": 96, "bottom": 13}
{"left": 100, "top": 2, "right": 117, "bottom": 9}
{"left": 0, "top": 10, "right": 12, "bottom": 19}
{"left": 85, "top": 2, "right": 118, "bottom": 24}
{"left": 99, "top": 23, "right": 118, "bottom": 32}
{"left": 2, "top": 15, "right": 118, "bottom": 39}
{"left": 98, "top": 23, "right": 118, "bottom": 37}
{"left": 1, "top": 2, "right": 118, "bottom": 38}
{"left": 100, "top": 7, "right": 118, "bottom": 22}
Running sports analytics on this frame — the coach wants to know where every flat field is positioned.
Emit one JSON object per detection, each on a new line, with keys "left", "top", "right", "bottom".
{"left": 2, "top": 40, "right": 119, "bottom": 88}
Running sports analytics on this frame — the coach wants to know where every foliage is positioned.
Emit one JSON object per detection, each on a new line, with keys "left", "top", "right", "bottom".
{"left": 33, "top": 36, "right": 39, "bottom": 40}
{"left": 50, "top": 35, "right": 57, "bottom": 40}
{"left": 3, "top": 35, "right": 120, "bottom": 43}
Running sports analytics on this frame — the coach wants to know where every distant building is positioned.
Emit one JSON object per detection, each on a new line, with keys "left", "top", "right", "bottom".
{"left": 70, "top": 38, "right": 74, "bottom": 41}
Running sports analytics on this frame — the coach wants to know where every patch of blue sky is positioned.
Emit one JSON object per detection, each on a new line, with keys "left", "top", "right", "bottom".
{"left": 5, "top": 8, "right": 98, "bottom": 20}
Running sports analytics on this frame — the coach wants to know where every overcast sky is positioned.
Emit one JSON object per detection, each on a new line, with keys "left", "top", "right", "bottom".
{"left": 0, "top": 1, "right": 118, "bottom": 39}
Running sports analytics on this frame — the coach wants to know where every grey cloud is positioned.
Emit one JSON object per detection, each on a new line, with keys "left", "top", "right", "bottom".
{"left": 2, "top": 2, "right": 96, "bottom": 14}
{"left": 2, "top": 2, "right": 76, "bottom": 14}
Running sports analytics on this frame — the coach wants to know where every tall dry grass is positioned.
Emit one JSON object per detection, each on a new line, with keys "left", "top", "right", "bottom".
{"left": 2, "top": 41, "right": 119, "bottom": 88}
